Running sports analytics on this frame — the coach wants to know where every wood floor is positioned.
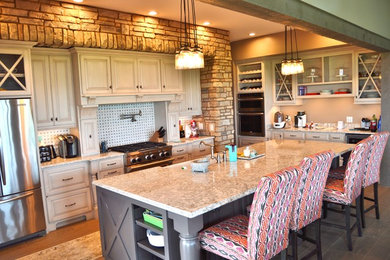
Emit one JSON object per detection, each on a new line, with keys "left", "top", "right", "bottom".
{"left": 1, "top": 186, "right": 390, "bottom": 260}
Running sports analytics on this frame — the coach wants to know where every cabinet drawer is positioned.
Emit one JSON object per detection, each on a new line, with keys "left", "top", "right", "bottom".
{"left": 329, "top": 133, "right": 345, "bottom": 142}
{"left": 306, "top": 133, "right": 329, "bottom": 141}
{"left": 192, "top": 139, "right": 214, "bottom": 158}
{"left": 172, "top": 154, "right": 189, "bottom": 164}
{"left": 47, "top": 188, "right": 92, "bottom": 222}
{"left": 43, "top": 162, "right": 89, "bottom": 196}
{"left": 172, "top": 145, "right": 188, "bottom": 156}
{"left": 99, "top": 156, "right": 124, "bottom": 171}
{"left": 99, "top": 167, "right": 124, "bottom": 179}
{"left": 271, "top": 132, "right": 283, "bottom": 140}
{"left": 283, "top": 132, "right": 305, "bottom": 140}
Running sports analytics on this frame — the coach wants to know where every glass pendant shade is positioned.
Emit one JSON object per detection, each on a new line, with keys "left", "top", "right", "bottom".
{"left": 281, "top": 58, "right": 304, "bottom": 75}
{"left": 175, "top": 47, "right": 204, "bottom": 70}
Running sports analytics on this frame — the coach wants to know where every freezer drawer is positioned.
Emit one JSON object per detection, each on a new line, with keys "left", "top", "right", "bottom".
{"left": 0, "top": 188, "right": 46, "bottom": 246}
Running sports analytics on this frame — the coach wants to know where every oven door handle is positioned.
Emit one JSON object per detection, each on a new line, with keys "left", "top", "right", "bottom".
{"left": 238, "top": 112, "right": 264, "bottom": 116}
{"left": 237, "top": 98, "right": 264, "bottom": 101}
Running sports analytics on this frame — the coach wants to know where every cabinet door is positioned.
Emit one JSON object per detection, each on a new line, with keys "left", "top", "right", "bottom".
{"left": 80, "top": 119, "right": 99, "bottom": 156}
{"left": 167, "top": 112, "right": 180, "bottom": 142}
{"left": 271, "top": 132, "right": 283, "bottom": 140}
{"left": 111, "top": 56, "right": 138, "bottom": 94}
{"left": 138, "top": 58, "right": 161, "bottom": 93}
{"left": 80, "top": 55, "right": 111, "bottom": 95}
{"left": 49, "top": 55, "right": 76, "bottom": 127}
{"left": 161, "top": 58, "right": 182, "bottom": 93}
{"left": 182, "top": 69, "right": 202, "bottom": 115}
{"left": 31, "top": 55, "right": 54, "bottom": 128}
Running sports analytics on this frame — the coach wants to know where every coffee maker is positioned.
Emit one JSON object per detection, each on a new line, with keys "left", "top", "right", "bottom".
{"left": 273, "top": 111, "right": 286, "bottom": 128}
{"left": 294, "top": 111, "right": 307, "bottom": 128}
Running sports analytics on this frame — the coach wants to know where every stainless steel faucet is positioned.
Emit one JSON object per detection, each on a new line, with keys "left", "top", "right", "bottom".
{"left": 199, "top": 141, "right": 216, "bottom": 161}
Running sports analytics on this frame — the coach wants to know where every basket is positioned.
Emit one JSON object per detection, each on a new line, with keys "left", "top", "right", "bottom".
{"left": 143, "top": 211, "right": 163, "bottom": 229}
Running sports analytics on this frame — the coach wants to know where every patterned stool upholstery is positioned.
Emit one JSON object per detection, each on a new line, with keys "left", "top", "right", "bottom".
{"left": 199, "top": 167, "right": 300, "bottom": 260}
{"left": 289, "top": 151, "right": 334, "bottom": 259}
{"left": 322, "top": 139, "right": 371, "bottom": 250}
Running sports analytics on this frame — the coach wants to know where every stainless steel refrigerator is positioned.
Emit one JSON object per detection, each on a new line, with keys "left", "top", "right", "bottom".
{"left": 0, "top": 98, "right": 46, "bottom": 247}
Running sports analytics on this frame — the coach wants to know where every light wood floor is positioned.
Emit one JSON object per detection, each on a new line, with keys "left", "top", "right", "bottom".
{"left": 0, "top": 219, "right": 100, "bottom": 260}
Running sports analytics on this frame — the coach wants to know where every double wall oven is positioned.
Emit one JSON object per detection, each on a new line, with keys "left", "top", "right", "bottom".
{"left": 237, "top": 93, "right": 265, "bottom": 137}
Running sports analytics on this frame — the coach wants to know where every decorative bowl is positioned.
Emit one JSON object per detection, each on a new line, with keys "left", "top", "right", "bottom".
{"left": 146, "top": 230, "right": 164, "bottom": 247}
{"left": 191, "top": 158, "right": 210, "bottom": 173}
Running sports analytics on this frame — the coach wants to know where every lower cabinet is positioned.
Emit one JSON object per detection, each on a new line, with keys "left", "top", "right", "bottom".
{"left": 270, "top": 130, "right": 347, "bottom": 143}
{"left": 171, "top": 138, "right": 215, "bottom": 164}
{"left": 329, "top": 133, "right": 346, "bottom": 142}
{"left": 42, "top": 161, "right": 93, "bottom": 231}
{"left": 238, "top": 136, "right": 266, "bottom": 147}
{"left": 283, "top": 131, "right": 305, "bottom": 140}
{"left": 305, "top": 132, "right": 329, "bottom": 141}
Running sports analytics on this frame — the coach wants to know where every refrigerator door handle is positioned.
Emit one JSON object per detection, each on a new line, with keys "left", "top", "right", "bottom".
{"left": 0, "top": 140, "right": 5, "bottom": 186}
{"left": 0, "top": 191, "right": 34, "bottom": 204}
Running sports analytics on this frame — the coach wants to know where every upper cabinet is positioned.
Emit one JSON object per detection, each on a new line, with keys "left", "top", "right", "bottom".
{"left": 32, "top": 50, "right": 76, "bottom": 130}
{"left": 181, "top": 69, "right": 202, "bottom": 116}
{"left": 0, "top": 41, "right": 35, "bottom": 97}
{"left": 355, "top": 52, "right": 381, "bottom": 104}
{"left": 72, "top": 48, "right": 183, "bottom": 105}
{"left": 237, "top": 62, "right": 263, "bottom": 93}
{"left": 273, "top": 62, "right": 301, "bottom": 106}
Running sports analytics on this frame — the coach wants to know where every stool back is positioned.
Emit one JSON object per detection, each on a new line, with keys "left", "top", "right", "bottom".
{"left": 248, "top": 166, "right": 300, "bottom": 260}
{"left": 290, "top": 150, "right": 334, "bottom": 231}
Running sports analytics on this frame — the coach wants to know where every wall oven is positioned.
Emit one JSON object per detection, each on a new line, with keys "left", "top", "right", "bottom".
{"left": 237, "top": 93, "right": 265, "bottom": 137}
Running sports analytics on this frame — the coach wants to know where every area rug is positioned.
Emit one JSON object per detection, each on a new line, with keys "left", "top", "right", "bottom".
{"left": 17, "top": 231, "right": 102, "bottom": 260}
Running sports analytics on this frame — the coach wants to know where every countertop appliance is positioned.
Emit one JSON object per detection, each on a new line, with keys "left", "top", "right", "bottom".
{"left": 57, "top": 134, "right": 79, "bottom": 158}
{"left": 0, "top": 98, "right": 46, "bottom": 248}
{"left": 273, "top": 111, "right": 286, "bottom": 128}
{"left": 110, "top": 142, "right": 173, "bottom": 173}
{"left": 294, "top": 111, "right": 307, "bottom": 128}
{"left": 39, "top": 145, "right": 56, "bottom": 163}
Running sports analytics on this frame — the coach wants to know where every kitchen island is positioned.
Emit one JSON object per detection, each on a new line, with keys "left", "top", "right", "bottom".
{"left": 93, "top": 139, "right": 354, "bottom": 260}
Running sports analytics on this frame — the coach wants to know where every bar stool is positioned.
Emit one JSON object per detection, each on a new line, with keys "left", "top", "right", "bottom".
{"left": 199, "top": 166, "right": 300, "bottom": 260}
{"left": 322, "top": 139, "right": 371, "bottom": 251}
{"left": 360, "top": 131, "right": 389, "bottom": 227}
{"left": 289, "top": 150, "right": 334, "bottom": 260}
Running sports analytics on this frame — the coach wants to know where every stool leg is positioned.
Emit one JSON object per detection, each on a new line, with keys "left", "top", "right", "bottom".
{"left": 360, "top": 188, "right": 366, "bottom": 228}
{"left": 345, "top": 205, "right": 352, "bottom": 251}
{"left": 316, "top": 219, "right": 322, "bottom": 260}
{"left": 281, "top": 249, "right": 287, "bottom": 260}
{"left": 323, "top": 201, "right": 328, "bottom": 219}
{"left": 356, "top": 196, "right": 363, "bottom": 237}
{"left": 374, "top": 182, "right": 380, "bottom": 219}
{"left": 292, "top": 231, "right": 298, "bottom": 260}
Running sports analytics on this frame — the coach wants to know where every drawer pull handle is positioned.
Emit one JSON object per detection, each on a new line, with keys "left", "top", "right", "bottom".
{"left": 62, "top": 177, "right": 74, "bottom": 181}
{"left": 290, "top": 135, "right": 296, "bottom": 137}
{"left": 177, "top": 156, "right": 185, "bottom": 160}
{"left": 200, "top": 149, "right": 206, "bottom": 152}
{"left": 313, "top": 136, "right": 320, "bottom": 138}
{"left": 107, "top": 163, "right": 117, "bottom": 166}
{"left": 176, "top": 149, "right": 184, "bottom": 152}
{"left": 107, "top": 171, "right": 117, "bottom": 175}
{"left": 65, "top": 202, "right": 76, "bottom": 208}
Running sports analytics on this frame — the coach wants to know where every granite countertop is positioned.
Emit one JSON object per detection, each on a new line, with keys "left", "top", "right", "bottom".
{"left": 270, "top": 127, "right": 373, "bottom": 135}
{"left": 167, "top": 136, "right": 215, "bottom": 146}
{"left": 93, "top": 139, "right": 354, "bottom": 218}
{"left": 40, "top": 151, "right": 124, "bottom": 168}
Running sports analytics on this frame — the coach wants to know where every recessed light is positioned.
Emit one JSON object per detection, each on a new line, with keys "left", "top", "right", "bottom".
{"left": 203, "top": 21, "right": 210, "bottom": 26}
{"left": 249, "top": 33, "right": 255, "bottom": 37}
{"left": 73, "top": 0, "right": 83, "bottom": 3}
{"left": 148, "top": 11, "right": 158, "bottom": 16}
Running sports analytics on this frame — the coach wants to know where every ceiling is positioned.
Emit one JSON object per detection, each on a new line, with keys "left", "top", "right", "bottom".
{"left": 67, "top": 0, "right": 285, "bottom": 42}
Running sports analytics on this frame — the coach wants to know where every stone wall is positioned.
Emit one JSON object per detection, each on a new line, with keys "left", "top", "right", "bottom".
{"left": 0, "top": 0, "right": 234, "bottom": 150}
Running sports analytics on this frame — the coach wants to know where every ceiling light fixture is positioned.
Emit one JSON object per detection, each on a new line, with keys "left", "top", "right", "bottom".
{"left": 148, "top": 11, "right": 157, "bottom": 16}
{"left": 203, "top": 21, "right": 210, "bottom": 26}
{"left": 249, "top": 32, "right": 255, "bottom": 37}
{"left": 175, "top": 0, "right": 204, "bottom": 70}
{"left": 73, "top": 0, "right": 83, "bottom": 3}
{"left": 281, "top": 25, "right": 304, "bottom": 75}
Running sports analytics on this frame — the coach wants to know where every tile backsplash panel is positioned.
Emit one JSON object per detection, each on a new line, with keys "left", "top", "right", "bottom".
{"left": 97, "top": 103, "right": 155, "bottom": 147}
{"left": 38, "top": 129, "right": 70, "bottom": 146}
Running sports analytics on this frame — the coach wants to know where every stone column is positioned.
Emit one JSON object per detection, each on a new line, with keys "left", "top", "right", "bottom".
{"left": 380, "top": 52, "right": 390, "bottom": 186}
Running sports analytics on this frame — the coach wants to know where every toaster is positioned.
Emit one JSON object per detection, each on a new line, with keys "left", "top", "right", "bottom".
{"left": 57, "top": 134, "right": 79, "bottom": 158}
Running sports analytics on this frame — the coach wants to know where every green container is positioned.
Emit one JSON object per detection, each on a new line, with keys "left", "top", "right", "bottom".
{"left": 143, "top": 211, "right": 163, "bottom": 229}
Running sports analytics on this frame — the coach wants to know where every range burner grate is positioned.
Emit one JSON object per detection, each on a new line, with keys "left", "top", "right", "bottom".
{"left": 110, "top": 142, "right": 167, "bottom": 153}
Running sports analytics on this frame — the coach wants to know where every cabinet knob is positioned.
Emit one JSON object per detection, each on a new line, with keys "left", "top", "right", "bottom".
{"left": 140, "top": 85, "right": 143, "bottom": 89}
{"left": 89, "top": 135, "right": 92, "bottom": 138}
{"left": 109, "top": 85, "right": 112, "bottom": 89}
{"left": 55, "top": 117, "right": 58, "bottom": 121}
{"left": 163, "top": 85, "right": 165, "bottom": 88}
{"left": 50, "top": 117, "right": 53, "bottom": 121}
{"left": 136, "top": 85, "right": 139, "bottom": 89}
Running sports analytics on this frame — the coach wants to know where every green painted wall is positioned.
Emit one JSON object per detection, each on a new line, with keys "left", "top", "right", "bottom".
{"left": 302, "top": 0, "right": 390, "bottom": 39}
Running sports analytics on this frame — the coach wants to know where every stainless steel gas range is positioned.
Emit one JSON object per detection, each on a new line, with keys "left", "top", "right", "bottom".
{"left": 110, "top": 142, "right": 174, "bottom": 173}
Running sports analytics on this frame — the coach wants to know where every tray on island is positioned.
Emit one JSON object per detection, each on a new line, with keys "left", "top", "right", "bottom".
{"left": 238, "top": 154, "right": 265, "bottom": 160}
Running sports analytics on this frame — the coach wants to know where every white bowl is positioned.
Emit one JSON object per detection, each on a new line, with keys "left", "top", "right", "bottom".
{"left": 191, "top": 158, "right": 210, "bottom": 173}
{"left": 146, "top": 230, "right": 164, "bottom": 247}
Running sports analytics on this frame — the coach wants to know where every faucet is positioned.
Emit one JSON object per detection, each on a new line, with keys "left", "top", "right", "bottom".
{"left": 199, "top": 141, "right": 216, "bottom": 161}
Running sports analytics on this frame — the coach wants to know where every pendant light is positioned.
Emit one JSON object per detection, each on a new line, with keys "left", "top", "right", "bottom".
{"left": 175, "top": 0, "right": 204, "bottom": 70}
{"left": 281, "top": 26, "right": 304, "bottom": 75}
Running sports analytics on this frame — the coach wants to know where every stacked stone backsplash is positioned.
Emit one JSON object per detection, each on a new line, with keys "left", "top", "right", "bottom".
{"left": 0, "top": 0, "right": 233, "bottom": 150}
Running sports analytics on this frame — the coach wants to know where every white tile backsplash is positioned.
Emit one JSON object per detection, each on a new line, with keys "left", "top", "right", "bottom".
{"left": 97, "top": 103, "right": 156, "bottom": 147}
{"left": 38, "top": 129, "right": 70, "bottom": 146}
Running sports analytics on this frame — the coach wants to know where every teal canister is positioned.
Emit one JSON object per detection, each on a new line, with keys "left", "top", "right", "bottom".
{"left": 225, "top": 145, "right": 237, "bottom": 162}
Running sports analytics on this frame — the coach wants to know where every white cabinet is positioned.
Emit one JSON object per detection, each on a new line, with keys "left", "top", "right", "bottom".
{"left": 170, "top": 138, "right": 215, "bottom": 164}
{"left": 137, "top": 57, "right": 161, "bottom": 93}
{"left": 237, "top": 62, "right": 263, "bottom": 93}
{"left": 167, "top": 112, "right": 180, "bottom": 142}
{"left": 80, "top": 118, "right": 99, "bottom": 156}
{"left": 111, "top": 56, "right": 138, "bottom": 94}
{"left": 0, "top": 40, "right": 34, "bottom": 96}
{"left": 305, "top": 132, "right": 329, "bottom": 141}
{"left": 42, "top": 161, "right": 93, "bottom": 230}
{"left": 283, "top": 131, "right": 305, "bottom": 140}
{"left": 161, "top": 58, "right": 182, "bottom": 93}
{"left": 271, "top": 131, "right": 283, "bottom": 140}
{"left": 80, "top": 54, "right": 111, "bottom": 95}
{"left": 329, "top": 133, "right": 345, "bottom": 142}
{"left": 32, "top": 51, "right": 76, "bottom": 129}
{"left": 181, "top": 69, "right": 202, "bottom": 116}
{"left": 272, "top": 62, "right": 301, "bottom": 106}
